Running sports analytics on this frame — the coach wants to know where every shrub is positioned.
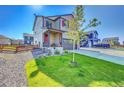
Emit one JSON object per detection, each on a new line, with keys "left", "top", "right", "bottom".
{"left": 54, "top": 50, "right": 60, "bottom": 55}
{"left": 51, "top": 43, "right": 56, "bottom": 47}
{"left": 64, "top": 49, "right": 69, "bottom": 54}
{"left": 48, "top": 50, "right": 52, "bottom": 56}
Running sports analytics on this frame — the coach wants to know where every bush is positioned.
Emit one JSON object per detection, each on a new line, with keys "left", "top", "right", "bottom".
{"left": 48, "top": 50, "right": 52, "bottom": 56}
{"left": 64, "top": 50, "right": 69, "bottom": 54}
{"left": 54, "top": 50, "right": 60, "bottom": 55}
{"left": 51, "top": 43, "right": 56, "bottom": 47}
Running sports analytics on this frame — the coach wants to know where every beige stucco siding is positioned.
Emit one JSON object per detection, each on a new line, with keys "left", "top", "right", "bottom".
{"left": 33, "top": 17, "right": 43, "bottom": 47}
{"left": 60, "top": 15, "right": 73, "bottom": 31}
{"left": 50, "top": 32, "right": 61, "bottom": 46}
{"left": 50, "top": 32, "right": 55, "bottom": 45}
{"left": 34, "top": 17, "right": 43, "bottom": 33}
{"left": 54, "top": 33, "right": 60, "bottom": 45}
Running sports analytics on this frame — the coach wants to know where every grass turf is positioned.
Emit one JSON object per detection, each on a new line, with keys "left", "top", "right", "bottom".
{"left": 25, "top": 53, "right": 124, "bottom": 87}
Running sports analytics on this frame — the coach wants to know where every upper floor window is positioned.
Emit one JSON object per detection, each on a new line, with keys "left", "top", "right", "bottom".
{"left": 62, "top": 19, "right": 68, "bottom": 27}
{"left": 30, "top": 37, "right": 34, "bottom": 41}
{"left": 88, "top": 33, "right": 93, "bottom": 39}
{"left": 24, "top": 36, "right": 28, "bottom": 40}
{"left": 46, "top": 20, "right": 52, "bottom": 29}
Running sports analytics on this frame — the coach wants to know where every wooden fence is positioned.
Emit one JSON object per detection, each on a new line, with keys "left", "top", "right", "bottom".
{"left": 0, "top": 45, "right": 39, "bottom": 53}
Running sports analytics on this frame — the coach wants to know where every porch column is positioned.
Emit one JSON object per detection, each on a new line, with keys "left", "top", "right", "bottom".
{"left": 48, "top": 31, "right": 50, "bottom": 47}
{"left": 42, "top": 33, "right": 44, "bottom": 47}
{"left": 61, "top": 33, "right": 63, "bottom": 47}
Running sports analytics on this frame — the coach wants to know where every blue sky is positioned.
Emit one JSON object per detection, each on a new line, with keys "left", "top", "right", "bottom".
{"left": 0, "top": 5, "right": 124, "bottom": 44}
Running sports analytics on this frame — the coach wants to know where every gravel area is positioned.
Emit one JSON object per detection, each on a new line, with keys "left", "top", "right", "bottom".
{"left": 0, "top": 51, "right": 35, "bottom": 87}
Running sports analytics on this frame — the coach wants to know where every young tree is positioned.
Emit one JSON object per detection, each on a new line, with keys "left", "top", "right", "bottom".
{"left": 67, "top": 5, "right": 101, "bottom": 64}
{"left": 67, "top": 18, "right": 80, "bottom": 63}
{"left": 75, "top": 5, "right": 101, "bottom": 48}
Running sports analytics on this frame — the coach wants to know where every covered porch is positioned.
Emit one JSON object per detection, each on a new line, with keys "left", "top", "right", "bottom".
{"left": 43, "top": 30, "right": 63, "bottom": 47}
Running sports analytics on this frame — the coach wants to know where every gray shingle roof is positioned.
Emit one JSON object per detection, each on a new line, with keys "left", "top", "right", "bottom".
{"left": 0, "top": 35, "right": 11, "bottom": 39}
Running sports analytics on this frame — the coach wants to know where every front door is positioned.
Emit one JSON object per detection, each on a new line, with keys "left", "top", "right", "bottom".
{"left": 44, "top": 34, "right": 48, "bottom": 43}
{"left": 44, "top": 33, "right": 49, "bottom": 47}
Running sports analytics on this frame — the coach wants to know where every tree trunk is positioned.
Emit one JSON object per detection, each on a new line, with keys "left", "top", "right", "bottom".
{"left": 73, "top": 39, "right": 75, "bottom": 62}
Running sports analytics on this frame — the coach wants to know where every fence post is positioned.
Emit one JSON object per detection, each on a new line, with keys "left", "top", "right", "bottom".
{"left": 0, "top": 45, "right": 1, "bottom": 52}
{"left": 15, "top": 46, "right": 18, "bottom": 53}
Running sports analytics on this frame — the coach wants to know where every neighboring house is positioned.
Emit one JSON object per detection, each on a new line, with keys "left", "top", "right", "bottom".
{"left": 80, "top": 30, "right": 100, "bottom": 47}
{"left": 11, "top": 39, "right": 24, "bottom": 45}
{"left": 0, "top": 35, "right": 12, "bottom": 45}
{"left": 23, "top": 33, "right": 34, "bottom": 45}
{"left": 102, "top": 37, "right": 120, "bottom": 45}
{"left": 33, "top": 14, "right": 74, "bottom": 50}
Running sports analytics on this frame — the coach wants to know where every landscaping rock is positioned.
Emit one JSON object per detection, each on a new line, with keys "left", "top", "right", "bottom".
{"left": 0, "top": 51, "right": 35, "bottom": 87}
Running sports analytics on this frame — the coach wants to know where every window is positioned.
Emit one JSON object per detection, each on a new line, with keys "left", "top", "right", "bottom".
{"left": 46, "top": 20, "right": 52, "bottom": 28}
{"left": 35, "top": 41, "right": 37, "bottom": 44}
{"left": 30, "top": 37, "right": 33, "bottom": 41}
{"left": 38, "top": 42, "right": 41, "bottom": 47}
{"left": 62, "top": 19, "right": 68, "bottom": 27}
{"left": 27, "top": 40, "right": 30, "bottom": 44}
{"left": 24, "top": 36, "right": 28, "bottom": 40}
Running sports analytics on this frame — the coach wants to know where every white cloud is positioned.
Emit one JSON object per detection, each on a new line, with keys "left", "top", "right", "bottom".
{"left": 30, "top": 5, "right": 44, "bottom": 13}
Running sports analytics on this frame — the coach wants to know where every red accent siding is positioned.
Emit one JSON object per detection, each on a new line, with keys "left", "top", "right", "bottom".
{"left": 44, "top": 34, "right": 48, "bottom": 43}
{"left": 62, "top": 20, "right": 64, "bottom": 27}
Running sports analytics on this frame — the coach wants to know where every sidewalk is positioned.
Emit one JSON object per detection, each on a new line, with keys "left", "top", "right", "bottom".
{"left": 80, "top": 48, "right": 124, "bottom": 57}
{"left": 73, "top": 48, "right": 124, "bottom": 65}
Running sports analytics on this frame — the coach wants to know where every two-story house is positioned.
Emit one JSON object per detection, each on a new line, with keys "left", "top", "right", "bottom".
{"left": 33, "top": 14, "right": 74, "bottom": 50}
{"left": 102, "top": 37, "right": 120, "bottom": 45}
{"left": 80, "top": 30, "right": 100, "bottom": 47}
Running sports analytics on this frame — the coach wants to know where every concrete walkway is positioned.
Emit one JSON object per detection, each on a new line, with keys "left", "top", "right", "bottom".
{"left": 80, "top": 48, "right": 124, "bottom": 57}
{"left": 74, "top": 48, "right": 124, "bottom": 65}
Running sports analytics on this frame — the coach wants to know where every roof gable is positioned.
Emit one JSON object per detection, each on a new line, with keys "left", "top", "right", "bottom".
{"left": 0, "top": 35, "right": 11, "bottom": 39}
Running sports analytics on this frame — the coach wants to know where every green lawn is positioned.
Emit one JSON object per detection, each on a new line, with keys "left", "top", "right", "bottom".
{"left": 25, "top": 53, "right": 124, "bottom": 87}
